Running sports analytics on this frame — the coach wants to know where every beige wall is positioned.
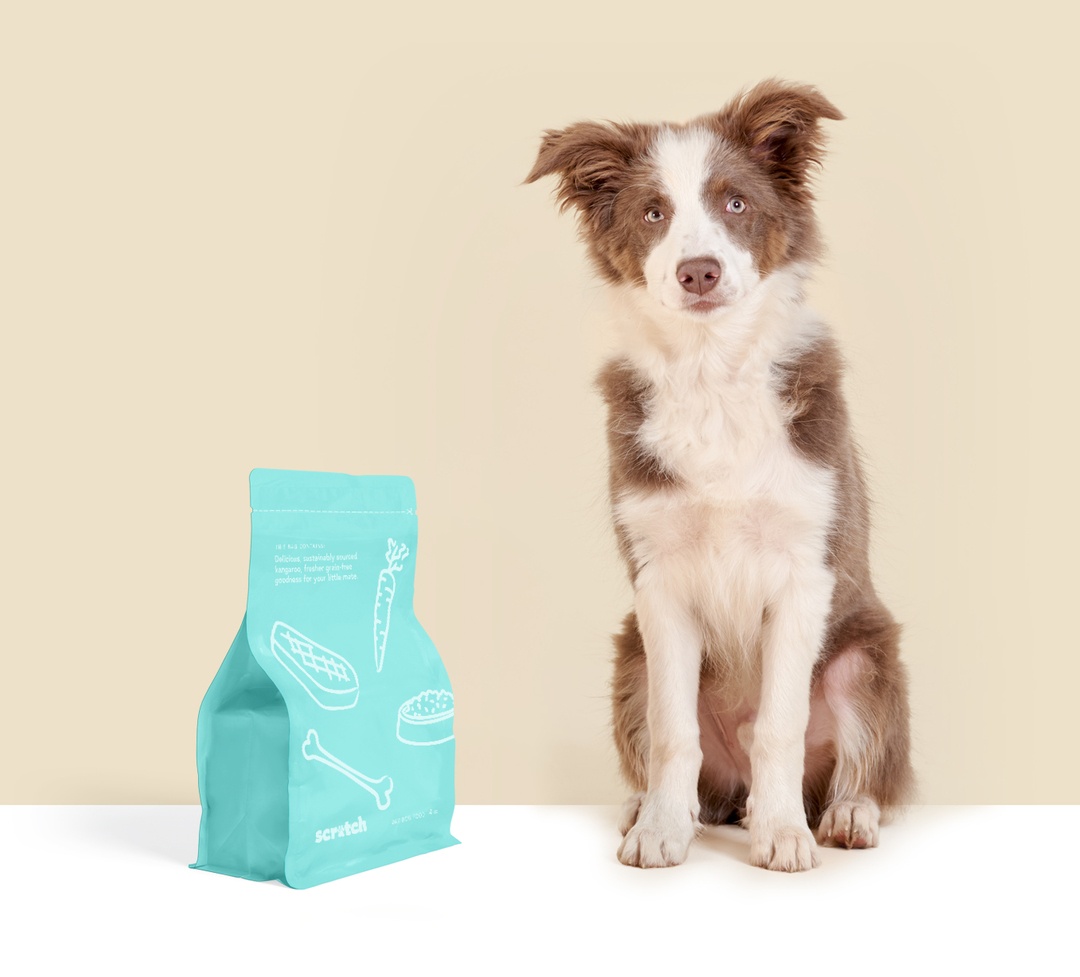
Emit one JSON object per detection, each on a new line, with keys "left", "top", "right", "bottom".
{"left": 2, "top": 2, "right": 1076, "bottom": 804}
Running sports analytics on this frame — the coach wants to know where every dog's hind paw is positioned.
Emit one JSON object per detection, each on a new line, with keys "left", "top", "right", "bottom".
{"left": 817, "top": 798, "right": 880, "bottom": 849}
{"left": 617, "top": 792, "right": 645, "bottom": 836}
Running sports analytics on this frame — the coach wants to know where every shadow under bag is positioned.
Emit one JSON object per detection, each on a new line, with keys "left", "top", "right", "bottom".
{"left": 193, "top": 469, "right": 457, "bottom": 887}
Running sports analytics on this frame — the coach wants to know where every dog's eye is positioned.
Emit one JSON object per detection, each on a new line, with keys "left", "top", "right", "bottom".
{"left": 726, "top": 197, "right": 747, "bottom": 214}
{"left": 643, "top": 208, "right": 665, "bottom": 224}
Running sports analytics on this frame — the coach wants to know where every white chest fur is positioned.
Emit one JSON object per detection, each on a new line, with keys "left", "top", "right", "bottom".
{"left": 610, "top": 282, "right": 838, "bottom": 662}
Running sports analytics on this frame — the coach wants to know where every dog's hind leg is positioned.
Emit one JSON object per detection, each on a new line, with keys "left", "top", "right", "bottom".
{"left": 612, "top": 612, "right": 649, "bottom": 806}
{"left": 814, "top": 604, "right": 915, "bottom": 849}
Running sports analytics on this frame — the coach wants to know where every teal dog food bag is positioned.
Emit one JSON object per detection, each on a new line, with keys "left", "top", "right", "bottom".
{"left": 193, "top": 469, "right": 457, "bottom": 887}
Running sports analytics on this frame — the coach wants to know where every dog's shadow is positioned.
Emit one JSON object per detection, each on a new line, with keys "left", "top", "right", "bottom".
{"left": 695, "top": 823, "right": 752, "bottom": 863}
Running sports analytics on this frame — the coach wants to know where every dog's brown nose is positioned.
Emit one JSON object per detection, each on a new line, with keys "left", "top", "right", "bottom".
{"left": 677, "top": 257, "right": 722, "bottom": 295}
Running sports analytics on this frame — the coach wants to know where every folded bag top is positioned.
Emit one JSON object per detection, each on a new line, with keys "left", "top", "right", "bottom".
{"left": 193, "top": 469, "right": 457, "bottom": 888}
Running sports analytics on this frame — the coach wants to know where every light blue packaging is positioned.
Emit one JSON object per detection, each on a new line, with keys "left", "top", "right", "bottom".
{"left": 193, "top": 469, "right": 457, "bottom": 888}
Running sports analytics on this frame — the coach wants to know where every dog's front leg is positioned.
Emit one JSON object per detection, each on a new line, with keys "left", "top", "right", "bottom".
{"left": 617, "top": 571, "right": 703, "bottom": 868}
{"left": 746, "top": 568, "right": 833, "bottom": 871}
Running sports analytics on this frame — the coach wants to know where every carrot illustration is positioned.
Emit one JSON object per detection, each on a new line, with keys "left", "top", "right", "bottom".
{"left": 374, "top": 538, "right": 409, "bottom": 673}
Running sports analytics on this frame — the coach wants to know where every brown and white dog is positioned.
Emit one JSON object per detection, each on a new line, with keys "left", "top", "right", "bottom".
{"left": 526, "top": 80, "right": 913, "bottom": 872}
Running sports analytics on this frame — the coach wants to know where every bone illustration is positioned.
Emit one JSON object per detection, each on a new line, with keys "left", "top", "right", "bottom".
{"left": 396, "top": 689, "right": 455, "bottom": 746}
{"left": 373, "top": 538, "right": 409, "bottom": 673}
{"left": 301, "top": 729, "right": 394, "bottom": 811}
{"left": 271, "top": 622, "right": 359, "bottom": 710}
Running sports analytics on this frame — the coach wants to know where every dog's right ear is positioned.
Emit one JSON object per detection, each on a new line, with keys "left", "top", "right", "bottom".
{"left": 524, "top": 121, "right": 651, "bottom": 230}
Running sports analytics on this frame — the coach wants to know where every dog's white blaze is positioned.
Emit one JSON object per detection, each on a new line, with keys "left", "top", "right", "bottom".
{"left": 643, "top": 127, "right": 760, "bottom": 312}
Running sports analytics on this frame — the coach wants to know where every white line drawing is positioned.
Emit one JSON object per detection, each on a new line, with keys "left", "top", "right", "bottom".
{"left": 302, "top": 729, "right": 394, "bottom": 811}
{"left": 270, "top": 622, "right": 359, "bottom": 710}
{"left": 396, "top": 689, "right": 455, "bottom": 746}
{"left": 373, "top": 538, "right": 409, "bottom": 673}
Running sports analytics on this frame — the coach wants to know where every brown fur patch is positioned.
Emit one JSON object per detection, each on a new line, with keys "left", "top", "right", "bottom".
{"left": 817, "top": 613, "right": 914, "bottom": 813}
{"left": 710, "top": 79, "right": 844, "bottom": 202}
{"left": 694, "top": 77, "right": 843, "bottom": 272}
{"left": 596, "top": 359, "right": 679, "bottom": 580}
{"left": 775, "top": 337, "right": 915, "bottom": 813}
{"left": 696, "top": 155, "right": 811, "bottom": 276}
{"left": 596, "top": 359, "right": 677, "bottom": 494}
{"left": 774, "top": 338, "right": 876, "bottom": 626}
{"left": 524, "top": 121, "right": 660, "bottom": 284}
{"left": 611, "top": 612, "right": 649, "bottom": 792}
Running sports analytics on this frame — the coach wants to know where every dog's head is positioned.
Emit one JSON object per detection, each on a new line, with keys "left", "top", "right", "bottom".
{"left": 525, "top": 80, "right": 842, "bottom": 321}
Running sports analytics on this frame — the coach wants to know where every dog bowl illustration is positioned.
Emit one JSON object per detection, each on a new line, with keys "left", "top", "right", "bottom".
{"left": 396, "top": 689, "right": 454, "bottom": 746}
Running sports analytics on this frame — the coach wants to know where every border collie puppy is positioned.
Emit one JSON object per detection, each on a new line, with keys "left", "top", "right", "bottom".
{"left": 526, "top": 80, "right": 913, "bottom": 872}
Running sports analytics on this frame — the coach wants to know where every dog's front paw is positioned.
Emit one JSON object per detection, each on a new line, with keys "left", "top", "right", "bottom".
{"left": 749, "top": 822, "right": 819, "bottom": 872}
{"left": 617, "top": 798, "right": 696, "bottom": 868}
{"left": 817, "top": 798, "right": 880, "bottom": 849}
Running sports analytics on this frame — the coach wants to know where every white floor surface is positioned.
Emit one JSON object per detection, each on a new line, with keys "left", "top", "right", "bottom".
{"left": 4, "top": 805, "right": 1075, "bottom": 974}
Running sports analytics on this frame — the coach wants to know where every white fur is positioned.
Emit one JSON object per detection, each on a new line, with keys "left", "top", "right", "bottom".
{"left": 643, "top": 126, "right": 760, "bottom": 314}
{"left": 610, "top": 129, "right": 839, "bottom": 872}
{"left": 617, "top": 557, "right": 704, "bottom": 867}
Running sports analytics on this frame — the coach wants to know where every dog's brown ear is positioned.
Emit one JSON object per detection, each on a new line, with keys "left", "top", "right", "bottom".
{"left": 716, "top": 80, "right": 843, "bottom": 195}
{"left": 524, "top": 121, "right": 652, "bottom": 229}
